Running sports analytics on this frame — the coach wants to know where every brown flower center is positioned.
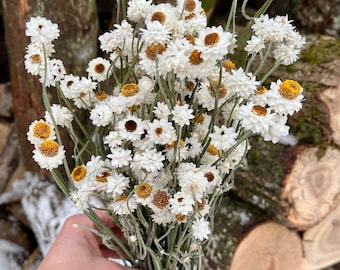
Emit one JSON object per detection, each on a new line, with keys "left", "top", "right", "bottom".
{"left": 189, "top": 49, "right": 203, "bottom": 65}
{"left": 96, "top": 171, "right": 111, "bottom": 182}
{"left": 151, "top": 11, "right": 166, "bottom": 24}
{"left": 209, "top": 80, "right": 227, "bottom": 98}
{"left": 94, "top": 63, "right": 105, "bottom": 73}
{"left": 145, "top": 44, "right": 166, "bottom": 60}
{"left": 255, "top": 86, "right": 266, "bottom": 95}
{"left": 205, "top": 32, "right": 220, "bottom": 46}
{"left": 125, "top": 120, "right": 137, "bottom": 132}
{"left": 30, "top": 54, "right": 42, "bottom": 64}
{"left": 252, "top": 105, "right": 267, "bottom": 116}
{"left": 136, "top": 183, "right": 153, "bottom": 199}
{"left": 204, "top": 172, "right": 215, "bottom": 182}
{"left": 152, "top": 190, "right": 170, "bottom": 209}
{"left": 185, "top": 0, "right": 196, "bottom": 12}
{"left": 95, "top": 91, "right": 107, "bottom": 101}
{"left": 222, "top": 60, "right": 236, "bottom": 73}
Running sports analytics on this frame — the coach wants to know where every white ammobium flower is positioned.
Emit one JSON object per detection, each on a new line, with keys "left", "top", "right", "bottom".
{"left": 25, "top": 16, "right": 60, "bottom": 43}
{"left": 44, "top": 104, "right": 73, "bottom": 128}
{"left": 130, "top": 149, "right": 165, "bottom": 173}
{"left": 27, "top": 119, "right": 56, "bottom": 146}
{"left": 140, "top": 21, "right": 172, "bottom": 46}
{"left": 192, "top": 217, "right": 211, "bottom": 241}
{"left": 87, "top": 57, "right": 112, "bottom": 82}
{"left": 33, "top": 140, "right": 65, "bottom": 170}
{"left": 127, "top": 0, "right": 153, "bottom": 23}
{"left": 171, "top": 104, "right": 194, "bottom": 127}
{"left": 209, "top": 125, "right": 237, "bottom": 151}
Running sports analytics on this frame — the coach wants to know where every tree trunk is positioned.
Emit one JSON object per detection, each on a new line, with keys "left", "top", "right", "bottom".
{"left": 1, "top": 0, "right": 99, "bottom": 172}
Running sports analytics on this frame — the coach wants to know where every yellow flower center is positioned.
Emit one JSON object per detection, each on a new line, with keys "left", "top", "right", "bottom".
{"left": 152, "top": 190, "right": 170, "bottom": 209}
{"left": 96, "top": 171, "right": 111, "bottom": 182}
{"left": 185, "top": 34, "right": 196, "bottom": 45}
{"left": 176, "top": 213, "right": 186, "bottom": 222}
{"left": 151, "top": 11, "right": 166, "bottom": 24}
{"left": 116, "top": 195, "right": 127, "bottom": 202}
{"left": 185, "top": 13, "right": 196, "bottom": 20}
{"left": 135, "top": 182, "right": 153, "bottom": 199}
{"left": 209, "top": 80, "right": 227, "bottom": 99}
{"left": 189, "top": 49, "right": 203, "bottom": 65}
{"left": 121, "top": 83, "right": 140, "bottom": 97}
{"left": 33, "top": 122, "right": 52, "bottom": 139}
{"left": 94, "top": 63, "right": 105, "bottom": 73}
{"left": 166, "top": 140, "right": 185, "bottom": 148}
{"left": 222, "top": 60, "right": 236, "bottom": 73}
{"left": 95, "top": 91, "right": 107, "bottom": 101}
{"left": 145, "top": 44, "right": 166, "bottom": 60}
{"left": 252, "top": 105, "right": 267, "bottom": 116}
{"left": 255, "top": 86, "right": 267, "bottom": 95}
{"left": 71, "top": 165, "right": 86, "bottom": 181}
{"left": 207, "top": 144, "right": 221, "bottom": 156}
{"left": 279, "top": 80, "right": 302, "bottom": 99}
{"left": 205, "top": 32, "right": 220, "bottom": 46}
{"left": 30, "top": 54, "right": 42, "bottom": 64}
{"left": 38, "top": 140, "right": 59, "bottom": 157}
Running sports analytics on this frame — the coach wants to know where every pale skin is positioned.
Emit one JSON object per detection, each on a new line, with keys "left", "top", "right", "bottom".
{"left": 38, "top": 213, "right": 138, "bottom": 270}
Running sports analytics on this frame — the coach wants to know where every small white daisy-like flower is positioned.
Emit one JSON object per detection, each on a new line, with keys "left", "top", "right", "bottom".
{"left": 39, "top": 58, "right": 66, "bottom": 87}
{"left": 104, "top": 131, "right": 123, "bottom": 149}
{"left": 127, "top": 0, "right": 153, "bottom": 23}
{"left": 106, "top": 171, "right": 130, "bottom": 198}
{"left": 107, "top": 147, "right": 132, "bottom": 168}
{"left": 87, "top": 57, "right": 112, "bottom": 82}
{"left": 209, "top": 125, "right": 237, "bottom": 151}
{"left": 245, "top": 35, "right": 265, "bottom": 55}
{"left": 273, "top": 44, "right": 300, "bottom": 66}
{"left": 130, "top": 148, "right": 165, "bottom": 173}
{"left": 117, "top": 115, "right": 145, "bottom": 141}
{"left": 192, "top": 217, "right": 211, "bottom": 241}
{"left": 153, "top": 102, "right": 171, "bottom": 119}
{"left": 24, "top": 43, "right": 46, "bottom": 76}
{"left": 148, "top": 119, "right": 176, "bottom": 145}
{"left": 263, "top": 114, "right": 290, "bottom": 143}
{"left": 70, "top": 186, "right": 90, "bottom": 211}
{"left": 89, "top": 99, "right": 114, "bottom": 127}
{"left": 27, "top": 119, "right": 56, "bottom": 145}
{"left": 108, "top": 195, "right": 137, "bottom": 216}
{"left": 200, "top": 165, "right": 223, "bottom": 194}
{"left": 225, "top": 68, "right": 259, "bottom": 99}
{"left": 178, "top": 166, "right": 207, "bottom": 200}
{"left": 169, "top": 191, "right": 195, "bottom": 216}
{"left": 85, "top": 156, "right": 108, "bottom": 179}
{"left": 185, "top": 134, "right": 202, "bottom": 159}
{"left": 151, "top": 208, "right": 175, "bottom": 225}
{"left": 44, "top": 104, "right": 73, "bottom": 128}
{"left": 172, "top": 104, "right": 194, "bottom": 127}
{"left": 267, "top": 79, "right": 303, "bottom": 116}
{"left": 25, "top": 16, "right": 60, "bottom": 44}
{"left": 140, "top": 21, "right": 172, "bottom": 46}
{"left": 33, "top": 140, "right": 65, "bottom": 170}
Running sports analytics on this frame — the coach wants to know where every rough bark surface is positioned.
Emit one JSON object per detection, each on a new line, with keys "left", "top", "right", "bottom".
{"left": 1, "top": 0, "right": 99, "bottom": 172}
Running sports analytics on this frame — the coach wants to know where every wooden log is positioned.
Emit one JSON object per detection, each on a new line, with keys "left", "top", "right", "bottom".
{"left": 302, "top": 204, "right": 340, "bottom": 270}
{"left": 281, "top": 146, "right": 340, "bottom": 230}
{"left": 0, "top": 124, "right": 19, "bottom": 193}
{"left": 229, "top": 222, "right": 303, "bottom": 270}
{"left": 1, "top": 0, "right": 99, "bottom": 172}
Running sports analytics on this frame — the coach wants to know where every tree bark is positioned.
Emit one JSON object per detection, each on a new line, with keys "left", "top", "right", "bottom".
{"left": 1, "top": 0, "right": 99, "bottom": 172}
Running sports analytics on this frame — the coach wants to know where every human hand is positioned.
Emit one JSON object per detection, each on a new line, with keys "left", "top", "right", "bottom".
{"left": 38, "top": 213, "right": 137, "bottom": 270}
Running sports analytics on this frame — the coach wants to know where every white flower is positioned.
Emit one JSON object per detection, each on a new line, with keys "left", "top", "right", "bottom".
{"left": 153, "top": 102, "right": 171, "bottom": 119}
{"left": 117, "top": 115, "right": 145, "bottom": 141}
{"left": 27, "top": 119, "right": 56, "bottom": 146}
{"left": 263, "top": 114, "right": 290, "bottom": 143}
{"left": 107, "top": 147, "right": 132, "bottom": 168}
{"left": 90, "top": 100, "right": 114, "bottom": 127}
{"left": 24, "top": 43, "right": 45, "bottom": 76}
{"left": 273, "top": 44, "right": 300, "bottom": 66}
{"left": 141, "top": 21, "right": 172, "bottom": 46}
{"left": 178, "top": 168, "right": 207, "bottom": 200}
{"left": 44, "top": 104, "right": 73, "bottom": 128}
{"left": 192, "top": 218, "right": 211, "bottom": 241}
{"left": 172, "top": 104, "right": 194, "bottom": 127}
{"left": 148, "top": 119, "right": 176, "bottom": 145}
{"left": 106, "top": 171, "right": 130, "bottom": 198}
{"left": 196, "top": 26, "right": 236, "bottom": 61}
{"left": 169, "top": 191, "right": 195, "bottom": 216}
{"left": 39, "top": 58, "right": 66, "bottom": 87}
{"left": 151, "top": 208, "right": 175, "bottom": 225}
{"left": 70, "top": 186, "right": 90, "bottom": 211}
{"left": 127, "top": 0, "right": 153, "bottom": 23}
{"left": 85, "top": 156, "right": 108, "bottom": 179}
{"left": 225, "top": 68, "right": 259, "bottom": 99}
{"left": 245, "top": 35, "right": 265, "bottom": 55}
{"left": 25, "top": 16, "right": 60, "bottom": 44}
{"left": 87, "top": 57, "right": 112, "bottom": 82}
{"left": 33, "top": 140, "right": 65, "bottom": 170}
{"left": 108, "top": 196, "right": 137, "bottom": 216}
{"left": 104, "top": 131, "right": 123, "bottom": 149}
{"left": 130, "top": 149, "right": 165, "bottom": 173}
{"left": 209, "top": 125, "right": 237, "bottom": 151}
